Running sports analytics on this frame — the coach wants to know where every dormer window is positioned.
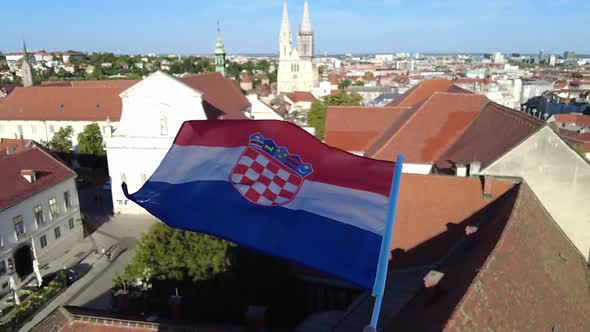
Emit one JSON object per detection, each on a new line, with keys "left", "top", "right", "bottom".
{"left": 21, "top": 169, "right": 37, "bottom": 183}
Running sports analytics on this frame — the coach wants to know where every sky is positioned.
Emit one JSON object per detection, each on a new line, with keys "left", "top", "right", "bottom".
{"left": 2, "top": 0, "right": 589, "bottom": 55}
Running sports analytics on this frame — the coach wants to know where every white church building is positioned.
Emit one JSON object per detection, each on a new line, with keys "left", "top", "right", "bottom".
{"left": 106, "top": 71, "right": 251, "bottom": 214}
{"left": 277, "top": 1, "right": 319, "bottom": 94}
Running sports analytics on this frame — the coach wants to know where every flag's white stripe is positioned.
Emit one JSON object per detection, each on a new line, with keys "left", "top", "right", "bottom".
{"left": 150, "top": 145, "right": 388, "bottom": 235}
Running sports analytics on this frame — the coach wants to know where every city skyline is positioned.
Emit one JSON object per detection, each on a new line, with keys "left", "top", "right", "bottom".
{"left": 2, "top": 0, "right": 590, "bottom": 55}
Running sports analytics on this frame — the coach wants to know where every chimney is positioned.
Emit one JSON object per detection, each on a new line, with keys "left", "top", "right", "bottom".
{"left": 464, "top": 225, "right": 479, "bottom": 250}
{"left": 21, "top": 169, "right": 37, "bottom": 183}
{"left": 470, "top": 161, "right": 481, "bottom": 176}
{"left": 483, "top": 176, "right": 493, "bottom": 200}
{"left": 423, "top": 270, "right": 445, "bottom": 304}
{"left": 455, "top": 164, "right": 467, "bottom": 177}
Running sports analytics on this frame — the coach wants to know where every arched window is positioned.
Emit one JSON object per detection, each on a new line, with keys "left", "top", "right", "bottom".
{"left": 160, "top": 112, "right": 168, "bottom": 136}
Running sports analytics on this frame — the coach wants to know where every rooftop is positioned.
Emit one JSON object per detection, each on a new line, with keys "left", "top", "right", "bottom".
{"left": 0, "top": 138, "right": 34, "bottom": 157}
{"left": 385, "top": 78, "right": 456, "bottom": 108}
{"left": 365, "top": 93, "right": 490, "bottom": 163}
{"left": 286, "top": 91, "right": 318, "bottom": 103}
{"left": 386, "top": 183, "right": 590, "bottom": 332}
{"left": 0, "top": 146, "right": 76, "bottom": 211}
{"left": 436, "top": 102, "right": 545, "bottom": 173}
{"left": 0, "top": 86, "right": 125, "bottom": 121}
{"left": 324, "top": 106, "right": 409, "bottom": 152}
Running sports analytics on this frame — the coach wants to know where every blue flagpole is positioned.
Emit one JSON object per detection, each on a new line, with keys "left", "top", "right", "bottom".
{"left": 369, "top": 154, "right": 404, "bottom": 329}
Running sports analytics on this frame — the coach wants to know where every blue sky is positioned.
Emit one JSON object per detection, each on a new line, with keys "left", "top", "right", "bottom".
{"left": 2, "top": 0, "right": 589, "bottom": 55}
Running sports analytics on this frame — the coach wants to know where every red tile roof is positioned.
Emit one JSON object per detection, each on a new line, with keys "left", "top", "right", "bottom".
{"left": 365, "top": 93, "right": 490, "bottom": 163}
{"left": 0, "top": 138, "right": 34, "bottom": 157}
{"left": 241, "top": 72, "right": 252, "bottom": 83}
{"left": 181, "top": 72, "right": 250, "bottom": 120}
{"left": 0, "top": 146, "right": 76, "bottom": 210}
{"left": 552, "top": 113, "right": 590, "bottom": 127}
{"left": 387, "top": 183, "right": 590, "bottom": 332}
{"left": 41, "top": 80, "right": 139, "bottom": 89}
{"left": 325, "top": 106, "right": 409, "bottom": 152}
{"left": 391, "top": 174, "right": 514, "bottom": 267}
{"left": 33, "top": 306, "right": 246, "bottom": 332}
{"left": 286, "top": 91, "right": 318, "bottom": 103}
{"left": 0, "top": 87, "right": 125, "bottom": 121}
{"left": 436, "top": 102, "right": 544, "bottom": 172}
{"left": 385, "top": 78, "right": 455, "bottom": 108}
{"left": 1, "top": 73, "right": 250, "bottom": 122}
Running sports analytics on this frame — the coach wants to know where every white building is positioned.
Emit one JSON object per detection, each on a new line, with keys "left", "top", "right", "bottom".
{"left": 277, "top": 1, "right": 319, "bottom": 94}
{"left": 521, "top": 80, "right": 554, "bottom": 103}
{"left": 0, "top": 146, "right": 82, "bottom": 295}
{"left": 245, "top": 95, "right": 284, "bottom": 120}
{"left": 106, "top": 71, "right": 250, "bottom": 214}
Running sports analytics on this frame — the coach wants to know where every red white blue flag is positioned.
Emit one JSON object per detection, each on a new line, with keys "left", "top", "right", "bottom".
{"left": 124, "top": 120, "right": 398, "bottom": 290}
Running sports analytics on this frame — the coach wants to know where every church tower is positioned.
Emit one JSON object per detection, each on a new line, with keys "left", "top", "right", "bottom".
{"left": 21, "top": 41, "right": 34, "bottom": 87}
{"left": 297, "top": 1, "right": 314, "bottom": 61}
{"left": 279, "top": 1, "right": 293, "bottom": 59}
{"left": 214, "top": 22, "right": 227, "bottom": 77}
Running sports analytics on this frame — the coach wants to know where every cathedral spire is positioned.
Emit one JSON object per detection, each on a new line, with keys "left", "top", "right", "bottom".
{"left": 279, "top": 0, "right": 292, "bottom": 58}
{"left": 21, "top": 40, "right": 34, "bottom": 87}
{"left": 300, "top": 1, "right": 312, "bottom": 33}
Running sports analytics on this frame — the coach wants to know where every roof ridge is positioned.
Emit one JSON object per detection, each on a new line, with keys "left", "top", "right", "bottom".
{"left": 370, "top": 93, "right": 437, "bottom": 157}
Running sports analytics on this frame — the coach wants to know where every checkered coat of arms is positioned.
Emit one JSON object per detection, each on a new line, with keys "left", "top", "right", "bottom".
{"left": 229, "top": 133, "right": 313, "bottom": 206}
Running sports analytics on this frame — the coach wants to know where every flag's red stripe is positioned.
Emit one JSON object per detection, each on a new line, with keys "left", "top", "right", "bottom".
{"left": 174, "top": 120, "right": 395, "bottom": 196}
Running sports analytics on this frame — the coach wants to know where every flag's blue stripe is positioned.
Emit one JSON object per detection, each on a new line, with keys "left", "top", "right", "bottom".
{"left": 128, "top": 180, "right": 381, "bottom": 290}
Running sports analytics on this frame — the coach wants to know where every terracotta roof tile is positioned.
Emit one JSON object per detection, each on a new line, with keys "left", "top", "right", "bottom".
{"left": 286, "top": 91, "right": 317, "bottom": 103}
{"left": 0, "top": 87, "right": 125, "bottom": 121}
{"left": 387, "top": 183, "right": 590, "bottom": 332}
{"left": 181, "top": 72, "right": 250, "bottom": 119}
{"left": 0, "top": 146, "right": 76, "bottom": 210}
{"left": 553, "top": 113, "right": 590, "bottom": 127}
{"left": 366, "top": 93, "right": 490, "bottom": 163}
{"left": 0, "top": 138, "right": 34, "bottom": 156}
{"left": 436, "top": 103, "right": 544, "bottom": 172}
{"left": 391, "top": 174, "right": 514, "bottom": 267}
{"left": 325, "top": 106, "right": 409, "bottom": 152}
{"left": 385, "top": 78, "right": 455, "bottom": 108}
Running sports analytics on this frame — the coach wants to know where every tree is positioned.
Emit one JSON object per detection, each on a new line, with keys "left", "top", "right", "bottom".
{"left": 47, "top": 126, "right": 74, "bottom": 153}
{"left": 363, "top": 71, "right": 374, "bottom": 82}
{"left": 77, "top": 123, "right": 105, "bottom": 155}
{"left": 115, "top": 223, "right": 229, "bottom": 285}
{"left": 308, "top": 101, "right": 327, "bottom": 140}
{"left": 308, "top": 92, "right": 363, "bottom": 140}
{"left": 338, "top": 79, "right": 352, "bottom": 90}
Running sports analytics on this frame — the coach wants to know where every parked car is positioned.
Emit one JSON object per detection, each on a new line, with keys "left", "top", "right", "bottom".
{"left": 42, "top": 268, "right": 80, "bottom": 287}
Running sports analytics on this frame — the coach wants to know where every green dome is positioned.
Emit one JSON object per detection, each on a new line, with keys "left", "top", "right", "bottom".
{"left": 215, "top": 38, "right": 225, "bottom": 54}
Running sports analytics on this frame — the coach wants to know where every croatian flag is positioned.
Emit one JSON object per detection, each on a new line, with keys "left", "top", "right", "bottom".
{"left": 123, "top": 120, "right": 398, "bottom": 290}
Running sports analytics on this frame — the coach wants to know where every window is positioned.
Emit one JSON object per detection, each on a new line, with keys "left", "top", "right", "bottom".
{"left": 49, "top": 197, "right": 58, "bottom": 218}
{"left": 40, "top": 235, "right": 47, "bottom": 248}
{"left": 68, "top": 218, "right": 75, "bottom": 230}
{"left": 34, "top": 205, "right": 44, "bottom": 226}
{"left": 31, "top": 124, "right": 37, "bottom": 134}
{"left": 160, "top": 113, "right": 168, "bottom": 136}
{"left": 0, "top": 261, "right": 6, "bottom": 276}
{"left": 17, "top": 125, "right": 23, "bottom": 137}
{"left": 14, "top": 215, "right": 25, "bottom": 239}
{"left": 49, "top": 125, "right": 55, "bottom": 134}
{"left": 64, "top": 191, "right": 71, "bottom": 211}
{"left": 54, "top": 227, "right": 61, "bottom": 239}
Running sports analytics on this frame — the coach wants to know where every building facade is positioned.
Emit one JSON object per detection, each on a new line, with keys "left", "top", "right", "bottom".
{"left": 277, "top": 1, "right": 319, "bottom": 94}
{"left": 0, "top": 147, "right": 82, "bottom": 295}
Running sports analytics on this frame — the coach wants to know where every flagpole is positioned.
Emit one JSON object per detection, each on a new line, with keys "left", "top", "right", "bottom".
{"left": 369, "top": 154, "right": 404, "bottom": 329}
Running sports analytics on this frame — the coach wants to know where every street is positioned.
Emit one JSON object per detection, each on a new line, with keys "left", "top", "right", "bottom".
{"left": 17, "top": 207, "right": 157, "bottom": 332}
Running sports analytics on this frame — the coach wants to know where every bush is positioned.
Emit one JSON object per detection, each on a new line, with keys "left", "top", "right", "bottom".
{"left": 0, "top": 271, "right": 67, "bottom": 332}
